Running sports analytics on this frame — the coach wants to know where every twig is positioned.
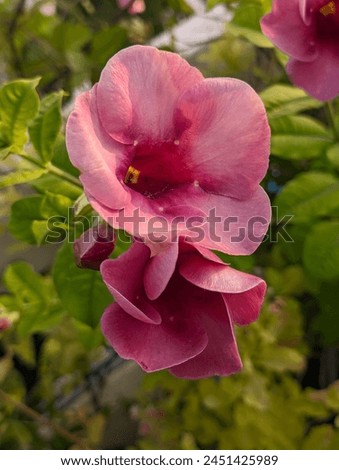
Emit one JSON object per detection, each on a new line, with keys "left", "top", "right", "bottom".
{"left": 18, "top": 152, "right": 82, "bottom": 189}
{"left": 0, "top": 388, "right": 92, "bottom": 449}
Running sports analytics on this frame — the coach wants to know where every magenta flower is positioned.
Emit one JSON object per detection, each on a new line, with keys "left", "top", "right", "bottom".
{"left": 100, "top": 241, "right": 266, "bottom": 379}
{"left": 117, "top": 0, "right": 145, "bottom": 15}
{"left": 66, "top": 46, "right": 271, "bottom": 256}
{"left": 73, "top": 224, "right": 115, "bottom": 270}
{"left": 261, "top": 0, "right": 339, "bottom": 101}
{"left": 0, "top": 317, "right": 11, "bottom": 332}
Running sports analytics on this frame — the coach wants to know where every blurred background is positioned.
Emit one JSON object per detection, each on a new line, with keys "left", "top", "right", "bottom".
{"left": 1, "top": 0, "right": 339, "bottom": 450}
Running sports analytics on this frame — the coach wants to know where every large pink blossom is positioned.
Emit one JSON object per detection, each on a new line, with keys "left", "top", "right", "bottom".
{"left": 261, "top": 0, "right": 339, "bottom": 101}
{"left": 66, "top": 46, "right": 271, "bottom": 255}
{"left": 117, "top": 0, "right": 145, "bottom": 15}
{"left": 100, "top": 240, "right": 266, "bottom": 379}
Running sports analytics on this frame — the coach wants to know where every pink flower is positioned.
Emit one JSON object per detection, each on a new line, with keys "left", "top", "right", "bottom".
{"left": 66, "top": 46, "right": 271, "bottom": 256}
{"left": 0, "top": 317, "right": 11, "bottom": 331}
{"left": 73, "top": 224, "right": 115, "bottom": 270}
{"left": 261, "top": 0, "right": 339, "bottom": 101}
{"left": 100, "top": 240, "right": 266, "bottom": 379}
{"left": 117, "top": 0, "right": 145, "bottom": 15}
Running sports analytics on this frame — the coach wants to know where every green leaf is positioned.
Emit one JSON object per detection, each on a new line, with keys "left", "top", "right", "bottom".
{"left": 168, "top": 0, "right": 193, "bottom": 14}
{"left": 216, "top": 252, "right": 255, "bottom": 272}
{"left": 327, "top": 143, "right": 339, "bottom": 169}
{"left": 302, "top": 425, "right": 339, "bottom": 450}
{"left": 206, "top": 0, "right": 224, "bottom": 8}
{"left": 0, "top": 169, "right": 46, "bottom": 189}
{"left": 71, "top": 319, "right": 104, "bottom": 350}
{"left": 90, "top": 26, "right": 127, "bottom": 70}
{"left": 303, "top": 221, "right": 339, "bottom": 281}
{"left": 51, "top": 23, "right": 91, "bottom": 53}
{"left": 31, "top": 220, "right": 52, "bottom": 245}
{"left": 9, "top": 196, "right": 44, "bottom": 244}
{"left": 275, "top": 172, "right": 339, "bottom": 223}
{"left": 9, "top": 193, "right": 70, "bottom": 245}
{"left": 41, "top": 192, "right": 73, "bottom": 219}
{"left": 4, "top": 262, "right": 62, "bottom": 336}
{"left": 32, "top": 174, "right": 82, "bottom": 200}
{"left": 230, "top": 0, "right": 273, "bottom": 48}
{"left": 260, "top": 85, "right": 322, "bottom": 120}
{"left": 257, "top": 346, "right": 305, "bottom": 372}
{"left": 0, "top": 79, "right": 40, "bottom": 150}
{"left": 29, "top": 91, "right": 63, "bottom": 162}
{"left": 313, "top": 283, "right": 339, "bottom": 345}
{"left": 270, "top": 115, "right": 332, "bottom": 160}
{"left": 0, "top": 145, "right": 13, "bottom": 160}
{"left": 265, "top": 266, "right": 305, "bottom": 296}
{"left": 326, "top": 382, "right": 339, "bottom": 412}
{"left": 51, "top": 137, "right": 79, "bottom": 177}
{"left": 53, "top": 243, "right": 112, "bottom": 327}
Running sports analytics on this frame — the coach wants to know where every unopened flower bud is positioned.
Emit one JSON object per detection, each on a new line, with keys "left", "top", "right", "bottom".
{"left": 74, "top": 224, "right": 115, "bottom": 270}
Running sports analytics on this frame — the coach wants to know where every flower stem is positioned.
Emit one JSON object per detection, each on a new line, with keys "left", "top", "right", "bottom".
{"left": 0, "top": 388, "right": 91, "bottom": 449}
{"left": 19, "top": 153, "right": 82, "bottom": 188}
{"left": 326, "top": 101, "right": 339, "bottom": 141}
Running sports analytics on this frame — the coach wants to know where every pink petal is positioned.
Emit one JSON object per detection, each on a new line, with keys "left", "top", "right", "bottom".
{"left": 0, "top": 317, "right": 11, "bottom": 331}
{"left": 89, "top": 184, "right": 271, "bottom": 256}
{"left": 117, "top": 0, "right": 130, "bottom": 7}
{"left": 66, "top": 86, "right": 130, "bottom": 210}
{"left": 144, "top": 242, "right": 178, "bottom": 300}
{"left": 101, "top": 299, "right": 208, "bottom": 372}
{"left": 174, "top": 78, "right": 270, "bottom": 199}
{"left": 179, "top": 251, "right": 266, "bottom": 326}
{"left": 96, "top": 45, "right": 203, "bottom": 144}
{"left": 87, "top": 186, "right": 207, "bottom": 239}
{"left": 179, "top": 252, "right": 265, "bottom": 294}
{"left": 170, "top": 297, "right": 242, "bottom": 379}
{"left": 260, "top": 0, "right": 318, "bottom": 61}
{"left": 287, "top": 45, "right": 339, "bottom": 101}
{"left": 181, "top": 185, "right": 271, "bottom": 255}
{"left": 142, "top": 239, "right": 227, "bottom": 300}
{"left": 100, "top": 243, "right": 161, "bottom": 324}
{"left": 223, "top": 283, "right": 266, "bottom": 326}
{"left": 128, "top": 0, "right": 145, "bottom": 14}
{"left": 179, "top": 239, "right": 226, "bottom": 264}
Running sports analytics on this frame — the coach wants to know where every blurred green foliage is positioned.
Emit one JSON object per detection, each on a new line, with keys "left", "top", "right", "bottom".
{"left": 0, "top": 0, "right": 338, "bottom": 450}
{"left": 135, "top": 301, "right": 339, "bottom": 449}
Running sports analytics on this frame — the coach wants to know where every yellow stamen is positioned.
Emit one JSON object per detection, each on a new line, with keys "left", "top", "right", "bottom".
{"left": 320, "top": 1, "right": 336, "bottom": 16}
{"left": 124, "top": 165, "right": 140, "bottom": 184}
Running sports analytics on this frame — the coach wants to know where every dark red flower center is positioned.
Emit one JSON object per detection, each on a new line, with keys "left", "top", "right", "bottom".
{"left": 316, "top": 1, "right": 339, "bottom": 40}
{"left": 123, "top": 140, "right": 193, "bottom": 197}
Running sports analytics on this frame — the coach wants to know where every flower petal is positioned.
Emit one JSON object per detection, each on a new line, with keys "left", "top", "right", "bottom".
{"left": 117, "top": 0, "right": 145, "bottom": 13}
{"left": 223, "top": 282, "right": 266, "bottom": 326}
{"left": 179, "top": 252, "right": 265, "bottom": 294}
{"left": 101, "top": 299, "right": 208, "bottom": 372}
{"left": 128, "top": 0, "right": 145, "bottom": 14}
{"left": 174, "top": 78, "right": 270, "bottom": 199}
{"left": 260, "top": 0, "right": 318, "bottom": 61}
{"left": 101, "top": 243, "right": 161, "bottom": 324}
{"left": 66, "top": 86, "right": 130, "bottom": 210}
{"left": 170, "top": 298, "right": 242, "bottom": 379}
{"left": 144, "top": 242, "right": 178, "bottom": 300}
{"left": 89, "top": 183, "right": 271, "bottom": 256}
{"left": 181, "top": 185, "right": 271, "bottom": 255}
{"left": 286, "top": 45, "right": 339, "bottom": 101}
{"left": 97, "top": 45, "right": 203, "bottom": 144}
